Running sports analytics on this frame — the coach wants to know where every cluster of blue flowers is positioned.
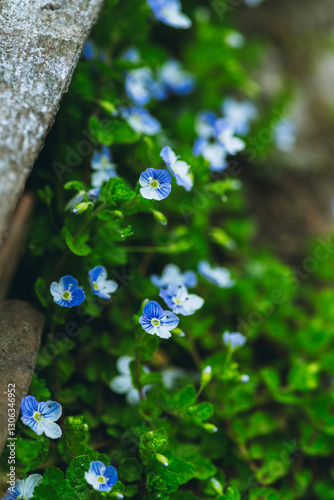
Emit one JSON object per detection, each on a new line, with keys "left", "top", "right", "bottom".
{"left": 8, "top": 396, "right": 119, "bottom": 496}
{"left": 194, "top": 98, "right": 257, "bottom": 172}
{"left": 138, "top": 261, "right": 236, "bottom": 339}
{"left": 50, "top": 266, "right": 118, "bottom": 307}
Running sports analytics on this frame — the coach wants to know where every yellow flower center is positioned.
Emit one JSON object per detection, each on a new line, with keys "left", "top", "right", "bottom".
{"left": 63, "top": 291, "right": 71, "bottom": 301}
{"left": 150, "top": 179, "right": 159, "bottom": 189}
{"left": 152, "top": 318, "right": 160, "bottom": 326}
{"left": 97, "top": 476, "right": 105, "bottom": 484}
{"left": 93, "top": 281, "right": 99, "bottom": 290}
{"left": 34, "top": 412, "right": 43, "bottom": 422}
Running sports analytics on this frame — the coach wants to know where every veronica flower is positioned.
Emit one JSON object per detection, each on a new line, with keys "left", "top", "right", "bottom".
{"left": 193, "top": 139, "right": 228, "bottom": 172}
{"left": 223, "top": 331, "right": 246, "bottom": 349}
{"left": 125, "top": 68, "right": 155, "bottom": 106}
{"left": 21, "top": 395, "right": 62, "bottom": 439}
{"left": 120, "top": 106, "right": 161, "bottom": 135}
{"left": 122, "top": 47, "right": 141, "bottom": 63}
{"left": 110, "top": 356, "right": 150, "bottom": 405}
{"left": 4, "top": 474, "right": 43, "bottom": 500}
{"left": 87, "top": 187, "right": 101, "bottom": 202}
{"left": 91, "top": 147, "right": 117, "bottom": 188}
{"left": 139, "top": 300, "right": 179, "bottom": 339}
{"left": 241, "top": 374, "right": 250, "bottom": 383}
{"left": 198, "top": 261, "right": 235, "bottom": 288}
{"left": 151, "top": 263, "right": 197, "bottom": 288}
{"left": 50, "top": 275, "right": 85, "bottom": 308}
{"left": 147, "top": 0, "right": 192, "bottom": 29}
{"left": 85, "top": 461, "right": 118, "bottom": 492}
{"left": 222, "top": 99, "right": 257, "bottom": 136}
{"left": 159, "top": 60, "right": 194, "bottom": 94}
{"left": 160, "top": 146, "right": 193, "bottom": 191}
{"left": 274, "top": 119, "right": 296, "bottom": 153}
{"left": 195, "top": 111, "right": 217, "bottom": 139}
{"left": 89, "top": 266, "right": 118, "bottom": 299}
{"left": 139, "top": 168, "right": 171, "bottom": 200}
{"left": 214, "top": 118, "right": 245, "bottom": 155}
{"left": 160, "top": 283, "right": 204, "bottom": 316}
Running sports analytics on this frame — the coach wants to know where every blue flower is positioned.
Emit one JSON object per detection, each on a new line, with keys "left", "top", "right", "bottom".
{"left": 21, "top": 395, "right": 62, "bottom": 439}
{"left": 89, "top": 266, "right": 118, "bottom": 299}
{"left": 274, "top": 119, "right": 296, "bottom": 153}
{"left": 193, "top": 138, "right": 228, "bottom": 172}
{"left": 223, "top": 331, "right": 246, "bottom": 349}
{"left": 85, "top": 461, "right": 118, "bottom": 492}
{"left": 147, "top": 0, "right": 192, "bottom": 29}
{"left": 198, "top": 261, "right": 235, "bottom": 288}
{"left": 139, "top": 300, "right": 179, "bottom": 339}
{"left": 159, "top": 60, "right": 194, "bottom": 94}
{"left": 160, "top": 283, "right": 204, "bottom": 316}
{"left": 214, "top": 118, "right": 245, "bottom": 155}
{"left": 195, "top": 111, "right": 217, "bottom": 138}
{"left": 87, "top": 187, "right": 101, "bottom": 202}
{"left": 241, "top": 374, "right": 250, "bottom": 383}
{"left": 125, "top": 68, "right": 155, "bottom": 106}
{"left": 120, "top": 106, "right": 161, "bottom": 135}
{"left": 110, "top": 356, "right": 151, "bottom": 405}
{"left": 91, "top": 146, "right": 117, "bottom": 187}
{"left": 222, "top": 99, "right": 257, "bottom": 136}
{"left": 160, "top": 146, "right": 193, "bottom": 191}
{"left": 122, "top": 47, "right": 141, "bottom": 63}
{"left": 4, "top": 474, "right": 43, "bottom": 500}
{"left": 139, "top": 168, "right": 172, "bottom": 200}
{"left": 50, "top": 275, "right": 85, "bottom": 308}
{"left": 151, "top": 263, "right": 197, "bottom": 288}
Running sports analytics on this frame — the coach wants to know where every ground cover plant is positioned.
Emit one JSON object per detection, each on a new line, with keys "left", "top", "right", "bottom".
{"left": 1, "top": 0, "right": 334, "bottom": 499}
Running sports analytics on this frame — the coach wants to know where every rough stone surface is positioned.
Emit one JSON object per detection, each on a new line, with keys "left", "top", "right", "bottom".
{"left": 0, "top": 301, "right": 44, "bottom": 454}
{"left": 0, "top": 0, "right": 103, "bottom": 238}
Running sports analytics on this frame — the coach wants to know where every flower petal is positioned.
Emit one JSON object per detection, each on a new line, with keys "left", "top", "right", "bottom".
{"left": 41, "top": 420, "right": 62, "bottom": 439}
{"left": 39, "top": 401, "right": 62, "bottom": 421}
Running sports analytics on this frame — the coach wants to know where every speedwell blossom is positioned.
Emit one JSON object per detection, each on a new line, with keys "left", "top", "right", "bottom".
{"left": 147, "top": 0, "right": 192, "bottom": 29}
{"left": 139, "top": 300, "right": 179, "bottom": 339}
{"left": 151, "top": 263, "right": 197, "bottom": 288}
{"left": 198, "top": 261, "right": 235, "bottom": 288}
{"left": 110, "top": 356, "right": 150, "bottom": 405}
{"left": 214, "top": 118, "right": 245, "bottom": 155}
{"left": 193, "top": 138, "right": 228, "bottom": 172}
{"left": 195, "top": 111, "right": 217, "bottom": 139}
{"left": 159, "top": 60, "right": 194, "bottom": 95}
{"left": 89, "top": 266, "right": 118, "bottom": 299}
{"left": 160, "top": 146, "right": 193, "bottom": 191}
{"left": 21, "top": 395, "right": 62, "bottom": 439}
{"left": 120, "top": 106, "right": 161, "bottom": 135}
{"left": 85, "top": 461, "right": 118, "bottom": 492}
{"left": 160, "top": 283, "right": 204, "bottom": 316}
{"left": 223, "top": 331, "right": 246, "bottom": 349}
{"left": 4, "top": 474, "right": 43, "bottom": 500}
{"left": 139, "top": 168, "right": 172, "bottom": 200}
{"left": 50, "top": 275, "right": 85, "bottom": 308}
{"left": 222, "top": 98, "right": 257, "bottom": 136}
{"left": 91, "top": 146, "right": 117, "bottom": 188}
{"left": 125, "top": 68, "right": 166, "bottom": 105}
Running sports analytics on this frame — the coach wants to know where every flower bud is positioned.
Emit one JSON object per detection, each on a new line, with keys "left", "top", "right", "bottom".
{"left": 156, "top": 454, "right": 169, "bottom": 467}
{"left": 201, "top": 365, "right": 212, "bottom": 385}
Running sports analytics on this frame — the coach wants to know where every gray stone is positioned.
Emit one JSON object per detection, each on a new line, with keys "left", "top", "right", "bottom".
{"left": 0, "top": 301, "right": 44, "bottom": 454}
{"left": 0, "top": 0, "right": 103, "bottom": 239}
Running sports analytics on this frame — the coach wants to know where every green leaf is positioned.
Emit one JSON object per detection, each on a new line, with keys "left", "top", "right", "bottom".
{"left": 103, "top": 177, "right": 136, "bottom": 206}
{"left": 168, "top": 385, "right": 196, "bottom": 411}
{"left": 169, "top": 457, "right": 196, "bottom": 485}
{"left": 260, "top": 368, "right": 280, "bottom": 392}
{"left": 218, "top": 487, "right": 240, "bottom": 500}
{"left": 66, "top": 455, "right": 91, "bottom": 496}
{"left": 188, "top": 402, "right": 214, "bottom": 422}
{"left": 64, "top": 181, "right": 85, "bottom": 191}
{"left": 60, "top": 416, "right": 89, "bottom": 461}
{"left": 63, "top": 216, "right": 91, "bottom": 256}
{"left": 146, "top": 461, "right": 179, "bottom": 497}
{"left": 29, "top": 375, "right": 51, "bottom": 400}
